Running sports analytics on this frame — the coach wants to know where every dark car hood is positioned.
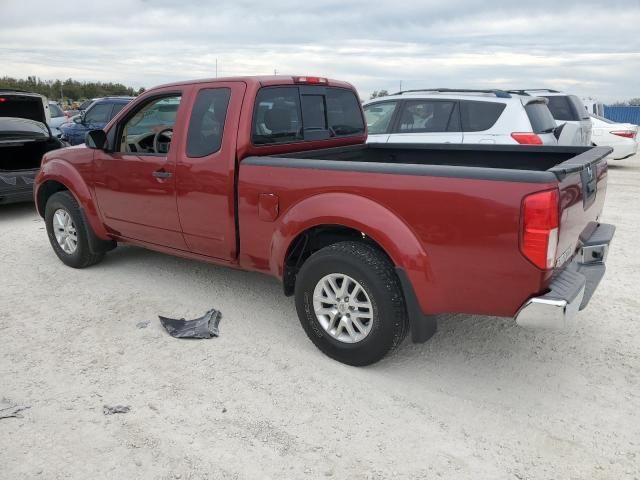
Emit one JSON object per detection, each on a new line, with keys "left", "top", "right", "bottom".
{"left": 0, "top": 117, "right": 51, "bottom": 145}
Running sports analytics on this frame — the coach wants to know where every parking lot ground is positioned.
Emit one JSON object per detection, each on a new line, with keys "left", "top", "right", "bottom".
{"left": 1, "top": 155, "right": 639, "bottom": 479}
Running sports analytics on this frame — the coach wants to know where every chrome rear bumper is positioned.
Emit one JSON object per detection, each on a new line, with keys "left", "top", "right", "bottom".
{"left": 515, "top": 223, "right": 615, "bottom": 329}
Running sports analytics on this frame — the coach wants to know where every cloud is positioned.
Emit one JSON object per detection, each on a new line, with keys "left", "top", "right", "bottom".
{"left": 0, "top": 0, "right": 638, "bottom": 102}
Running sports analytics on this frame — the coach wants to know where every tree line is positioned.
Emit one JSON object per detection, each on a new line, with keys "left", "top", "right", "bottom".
{"left": 0, "top": 76, "right": 144, "bottom": 102}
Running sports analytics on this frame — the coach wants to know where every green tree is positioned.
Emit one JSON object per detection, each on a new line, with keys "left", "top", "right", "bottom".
{"left": 370, "top": 89, "right": 389, "bottom": 99}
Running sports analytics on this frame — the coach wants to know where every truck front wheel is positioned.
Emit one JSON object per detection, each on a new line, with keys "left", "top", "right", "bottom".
{"left": 294, "top": 241, "right": 408, "bottom": 366}
{"left": 44, "top": 191, "right": 105, "bottom": 268}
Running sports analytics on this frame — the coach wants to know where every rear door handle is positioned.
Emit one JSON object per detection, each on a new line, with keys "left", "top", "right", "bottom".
{"left": 152, "top": 170, "right": 172, "bottom": 179}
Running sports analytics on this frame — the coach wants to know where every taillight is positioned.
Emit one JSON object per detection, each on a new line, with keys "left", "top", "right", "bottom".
{"left": 610, "top": 130, "right": 636, "bottom": 139}
{"left": 293, "top": 76, "right": 328, "bottom": 85}
{"left": 511, "top": 133, "right": 543, "bottom": 145}
{"left": 521, "top": 189, "right": 559, "bottom": 269}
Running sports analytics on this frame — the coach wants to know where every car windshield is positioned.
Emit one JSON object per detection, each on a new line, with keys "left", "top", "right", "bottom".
{"left": 49, "top": 103, "right": 64, "bottom": 118}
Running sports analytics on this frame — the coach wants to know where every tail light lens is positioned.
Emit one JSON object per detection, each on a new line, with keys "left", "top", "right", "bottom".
{"left": 610, "top": 130, "right": 636, "bottom": 139}
{"left": 521, "top": 189, "right": 559, "bottom": 269}
{"left": 511, "top": 132, "right": 543, "bottom": 145}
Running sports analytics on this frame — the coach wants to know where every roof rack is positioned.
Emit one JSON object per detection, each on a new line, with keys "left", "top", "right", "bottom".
{"left": 390, "top": 88, "right": 512, "bottom": 98}
{"left": 0, "top": 88, "right": 29, "bottom": 93}
{"left": 507, "top": 89, "right": 560, "bottom": 96}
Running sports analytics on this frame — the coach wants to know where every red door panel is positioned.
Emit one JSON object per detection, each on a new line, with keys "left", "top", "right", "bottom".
{"left": 175, "top": 82, "right": 246, "bottom": 260}
{"left": 93, "top": 151, "right": 187, "bottom": 249}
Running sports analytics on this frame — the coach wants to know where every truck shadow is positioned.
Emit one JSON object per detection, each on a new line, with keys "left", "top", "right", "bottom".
{"left": 0, "top": 202, "right": 38, "bottom": 220}
{"left": 100, "top": 245, "right": 596, "bottom": 394}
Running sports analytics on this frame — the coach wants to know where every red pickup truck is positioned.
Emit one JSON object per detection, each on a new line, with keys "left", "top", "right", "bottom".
{"left": 34, "top": 76, "right": 615, "bottom": 365}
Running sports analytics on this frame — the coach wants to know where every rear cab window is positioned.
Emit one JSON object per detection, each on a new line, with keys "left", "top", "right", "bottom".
{"left": 524, "top": 102, "right": 557, "bottom": 133}
{"left": 252, "top": 86, "right": 364, "bottom": 145}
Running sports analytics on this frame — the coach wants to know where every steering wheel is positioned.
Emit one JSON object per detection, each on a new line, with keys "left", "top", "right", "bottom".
{"left": 153, "top": 127, "right": 174, "bottom": 154}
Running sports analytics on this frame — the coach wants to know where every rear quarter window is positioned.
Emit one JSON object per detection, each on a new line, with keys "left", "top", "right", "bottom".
{"left": 460, "top": 101, "right": 506, "bottom": 132}
{"left": 524, "top": 102, "right": 557, "bottom": 133}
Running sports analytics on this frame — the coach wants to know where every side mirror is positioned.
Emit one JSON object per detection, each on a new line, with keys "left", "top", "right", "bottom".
{"left": 85, "top": 129, "right": 107, "bottom": 150}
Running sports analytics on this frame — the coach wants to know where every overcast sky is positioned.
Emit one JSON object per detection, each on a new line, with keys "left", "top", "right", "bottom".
{"left": 1, "top": 0, "right": 638, "bottom": 102}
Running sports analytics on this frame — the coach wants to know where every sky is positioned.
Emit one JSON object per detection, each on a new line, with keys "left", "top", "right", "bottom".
{"left": 1, "top": 0, "right": 639, "bottom": 102}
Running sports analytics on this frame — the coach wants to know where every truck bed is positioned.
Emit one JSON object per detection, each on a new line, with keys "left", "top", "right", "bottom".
{"left": 240, "top": 143, "right": 611, "bottom": 319}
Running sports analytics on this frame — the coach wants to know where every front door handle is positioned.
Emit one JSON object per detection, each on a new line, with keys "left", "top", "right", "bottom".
{"left": 152, "top": 170, "right": 173, "bottom": 179}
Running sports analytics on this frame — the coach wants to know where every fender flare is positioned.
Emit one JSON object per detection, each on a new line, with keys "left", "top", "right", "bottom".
{"left": 270, "top": 192, "right": 435, "bottom": 318}
{"left": 36, "top": 158, "right": 110, "bottom": 241}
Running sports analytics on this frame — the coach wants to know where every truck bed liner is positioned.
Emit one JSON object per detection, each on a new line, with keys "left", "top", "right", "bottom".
{"left": 246, "top": 144, "right": 611, "bottom": 183}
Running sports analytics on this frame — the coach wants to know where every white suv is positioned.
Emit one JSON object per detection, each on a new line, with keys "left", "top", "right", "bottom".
{"left": 508, "top": 89, "right": 592, "bottom": 145}
{"left": 363, "top": 89, "right": 563, "bottom": 146}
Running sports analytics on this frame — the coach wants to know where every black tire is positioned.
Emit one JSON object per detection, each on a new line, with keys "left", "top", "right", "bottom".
{"left": 44, "top": 191, "right": 105, "bottom": 268}
{"left": 294, "top": 241, "right": 408, "bottom": 366}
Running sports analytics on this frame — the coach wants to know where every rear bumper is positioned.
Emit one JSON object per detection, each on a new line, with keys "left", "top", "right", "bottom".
{"left": 0, "top": 170, "right": 37, "bottom": 205}
{"left": 515, "top": 223, "right": 615, "bottom": 329}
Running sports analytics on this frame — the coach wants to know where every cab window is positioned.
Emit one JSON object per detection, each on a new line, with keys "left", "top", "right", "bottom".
{"left": 186, "top": 88, "right": 231, "bottom": 157}
{"left": 252, "top": 86, "right": 364, "bottom": 145}
{"left": 119, "top": 95, "right": 182, "bottom": 155}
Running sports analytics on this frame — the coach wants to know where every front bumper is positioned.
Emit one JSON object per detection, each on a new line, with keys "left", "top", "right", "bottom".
{"left": 515, "top": 223, "right": 615, "bottom": 329}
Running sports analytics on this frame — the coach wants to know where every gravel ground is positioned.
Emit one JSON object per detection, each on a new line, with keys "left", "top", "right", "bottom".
{"left": 1, "top": 155, "right": 639, "bottom": 480}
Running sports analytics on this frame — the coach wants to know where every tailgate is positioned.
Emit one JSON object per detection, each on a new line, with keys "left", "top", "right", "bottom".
{"left": 550, "top": 146, "right": 611, "bottom": 269}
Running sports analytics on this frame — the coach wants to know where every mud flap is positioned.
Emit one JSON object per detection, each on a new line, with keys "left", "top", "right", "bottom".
{"left": 395, "top": 267, "right": 437, "bottom": 343}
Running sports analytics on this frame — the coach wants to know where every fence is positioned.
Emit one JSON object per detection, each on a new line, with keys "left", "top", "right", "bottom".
{"left": 603, "top": 106, "right": 640, "bottom": 125}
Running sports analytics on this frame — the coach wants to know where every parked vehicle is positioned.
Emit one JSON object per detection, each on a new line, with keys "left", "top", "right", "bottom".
{"left": 34, "top": 76, "right": 615, "bottom": 366}
{"left": 59, "top": 96, "right": 133, "bottom": 145}
{"left": 47, "top": 101, "right": 68, "bottom": 137}
{"left": 582, "top": 97, "right": 605, "bottom": 117}
{"left": 509, "top": 89, "right": 592, "bottom": 146}
{"left": 362, "top": 89, "right": 565, "bottom": 145}
{"left": 590, "top": 114, "right": 638, "bottom": 159}
{"left": 0, "top": 90, "right": 67, "bottom": 204}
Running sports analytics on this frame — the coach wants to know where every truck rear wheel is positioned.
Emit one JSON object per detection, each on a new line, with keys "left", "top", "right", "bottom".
{"left": 294, "top": 241, "right": 408, "bottom": 366}
{"left": 45, "top": 191, "right": 105, "bottom": 268}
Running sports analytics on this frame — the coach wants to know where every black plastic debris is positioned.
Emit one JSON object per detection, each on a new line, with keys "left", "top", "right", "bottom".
{"left": 158, "top": 308, "right": 222, "bottom": 339}
{"left": 103, "top": 405, "right": 130, "bottom": 415}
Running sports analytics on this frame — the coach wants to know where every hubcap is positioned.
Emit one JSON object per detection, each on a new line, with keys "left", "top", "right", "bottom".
{"left": 53, "top": 209, "right": 78, "bottom": 254}
{"left": 312, "top": 273, "right": 374, "bottom": 343}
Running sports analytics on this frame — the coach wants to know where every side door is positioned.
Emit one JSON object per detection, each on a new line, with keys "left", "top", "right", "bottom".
{"left": 387, "top": 99, "right": 462, "bottom": 144}
{"left": 362, "top": 101, "right": 400, "bottom": 143}
{"left": 174, "top": 82, "right": 245, "bottom": 259}
{"left": 92, "top": 90, "right": 188, "bottom": 249}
